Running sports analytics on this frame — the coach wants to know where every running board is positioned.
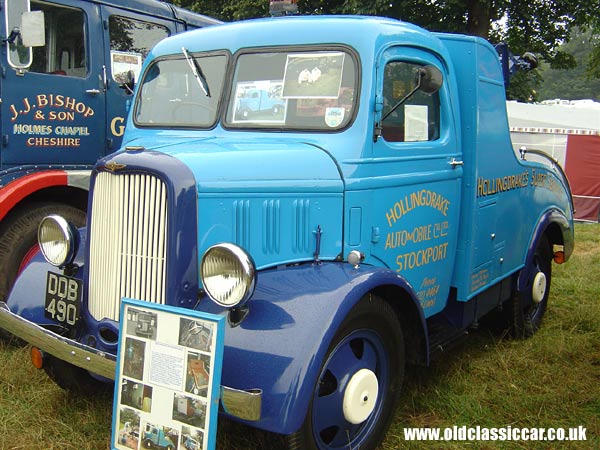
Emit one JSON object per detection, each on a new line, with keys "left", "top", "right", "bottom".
{"left": 427, "top": 322, "right": 469, "bottom": 360}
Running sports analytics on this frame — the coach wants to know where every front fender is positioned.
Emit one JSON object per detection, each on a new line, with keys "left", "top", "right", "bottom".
{"left": 6, "top": 228, "right": 86, "bottom": 325}
{"left": 7, "top": 240, "right": 426, "bottom": 436}
{"left": 219, "top": 261, "right": 424, "bottom": 435}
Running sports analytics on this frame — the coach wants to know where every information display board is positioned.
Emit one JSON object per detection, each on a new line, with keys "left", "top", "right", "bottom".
{"left": 112, "top": 298, "right": 225, "bottom": 450}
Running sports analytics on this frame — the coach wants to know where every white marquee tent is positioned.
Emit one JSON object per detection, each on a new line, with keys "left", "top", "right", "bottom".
{"left": 507, "top": 100, "right": 600, "bottom": 222}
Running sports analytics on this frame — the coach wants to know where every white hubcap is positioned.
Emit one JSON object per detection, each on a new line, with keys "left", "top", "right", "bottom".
{"left": 532, "top": 271, "right": 547, "bottom": 304}
{"left": 342, "top": 368, "right": 379, "bottom": 425}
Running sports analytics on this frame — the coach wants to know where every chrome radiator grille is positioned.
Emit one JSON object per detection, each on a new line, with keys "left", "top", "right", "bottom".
{"left": 88, "top": 172, "right": 168, "bottom": 321}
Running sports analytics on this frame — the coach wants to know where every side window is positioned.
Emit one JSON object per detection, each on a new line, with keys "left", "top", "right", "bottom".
{"left": 109, "top": 16, "right": 170, "bottom": 85}
{"left": 382, "top": 61, "right": 441, "bottom": 143}
{"left": 30, "top": 2, "right": 87, "bottom": 77}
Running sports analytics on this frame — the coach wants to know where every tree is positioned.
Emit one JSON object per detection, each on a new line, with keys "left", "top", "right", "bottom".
{"left": 175, "top": 0, "right": 268, "bottom": 21}
{"left": 589, "top": 17, "right": 600, "bottom": 79}
{"left": 181, "top": 1, "right": 599, "bottom": 63}
{"left": 590, "top": 43, "right": 600, "bottom": 79}
{"left": 300, "top": 1, "right": 599, "bottom": 68}
{"left": 537, "top": 28, "right": 600, "bottom": 102}
{"left": 175, "top": 0, "right": 600, "bottom": 100}
{"left": 325, "top": 2, "right": 600, "bottom": 102}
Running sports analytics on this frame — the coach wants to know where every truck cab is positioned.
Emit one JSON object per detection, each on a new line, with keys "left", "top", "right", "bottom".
{"left": 0, "top": 0, "right": 219, "bottom": 302}
{"left": 143, "top": 423, "right": 176, "bottom": 450}
{"left": 235, "top": 87, "right": 286, "bottom": 120}
{"left": 0, "top": 16, "right": 573, "bottom": 450}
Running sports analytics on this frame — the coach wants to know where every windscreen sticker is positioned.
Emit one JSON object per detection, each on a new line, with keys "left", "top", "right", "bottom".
{"left": 282, "top": 52, "right": 345, "bottom": 99}
{"left": 404, "top": 105, "right": 428, "bottom": 141}
{"left": 111, "top": 51, "right": 143, "bottom": 84}
{"left": 325, "top": 107, "right": 345, "bottom": 127}
{"left": 231, "top": 80, "right": 287, "bottom": 124}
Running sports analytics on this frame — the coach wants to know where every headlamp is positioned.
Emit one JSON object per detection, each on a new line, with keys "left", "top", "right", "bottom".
{"left": 38, "top": 215, "right": 78, "bottom": 268}
{"left": 200, "top": 243, "right": 256, "bottom": 308}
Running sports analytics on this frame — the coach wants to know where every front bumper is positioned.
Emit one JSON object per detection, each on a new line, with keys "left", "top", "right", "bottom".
{"left": 0, "top": 302, "right": 261, "bottom": 421}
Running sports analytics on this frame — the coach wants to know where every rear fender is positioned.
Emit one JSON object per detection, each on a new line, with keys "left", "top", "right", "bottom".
{"left": 219, "top": 262, "right": 425, "bottom": 434}
{"left": 517, "top": 208, "right": 573, "bottom": 291}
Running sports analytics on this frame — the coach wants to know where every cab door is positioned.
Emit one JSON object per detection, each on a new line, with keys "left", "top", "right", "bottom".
{"left": 2, "top": 0, "right": 106, "bottom": 167}
{"left": 99, "top": 6, "right": 173, "bottom": 152}
{"left": 369, "top": 46, "right": 462, "bottom": 317}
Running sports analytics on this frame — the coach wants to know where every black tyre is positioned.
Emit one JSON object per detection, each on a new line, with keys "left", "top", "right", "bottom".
{"left": 0, "top": 202, "right": 86, "bottom": 303}
{"left": 43, "top": 354, "right": 112, "bottom": 394}
{"left": 511, "top": 236, "right": 552, "bottom": 338}
{"left": 287, "top": 294, "right": 404, "bottom": 450}
{"left": 143, "top": 438, "right": 154, "bottom": 449}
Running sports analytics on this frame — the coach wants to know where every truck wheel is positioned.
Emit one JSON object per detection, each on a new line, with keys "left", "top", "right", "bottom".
{"left": 286, "top": 295, "right": 404, "bottom": 450}
{"left": 143, "top": 438, "right": 154, "bottom": 448}
{"left": 0, "top": 202, "right": 86, "bottom": 303}
{"left": 43, "top": 354, "right": 111, "bottom": 394}
{"left": 511, "top": 236, "right": 552, "bottom": 338}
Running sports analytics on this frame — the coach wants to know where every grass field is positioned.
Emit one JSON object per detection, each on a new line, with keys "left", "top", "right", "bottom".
{"left": 0, "top": 223, "right": 598, "bottom": 449}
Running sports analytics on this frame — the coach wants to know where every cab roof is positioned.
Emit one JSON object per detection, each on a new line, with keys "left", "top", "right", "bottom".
{"left": 150, "top": 15, "right": 450, "bottom": 61}
{"left": 88, "top": 0, "right": 220, "bottom": 28}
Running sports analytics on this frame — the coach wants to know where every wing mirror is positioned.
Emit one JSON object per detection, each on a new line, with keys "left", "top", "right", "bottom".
{"left": 416, "top": 65, "right": 443, "bottom": 95}
{"left": 4, "top": 0, "right": 45, "bottom": 72}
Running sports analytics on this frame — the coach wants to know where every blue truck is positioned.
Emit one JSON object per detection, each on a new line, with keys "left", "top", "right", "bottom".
{"left": 0, "top": 0, "right": 219, "bottom": 302}
{"left": 0, "top": 15, "right": 574, "bottom": 450}
{"left": 235, "top": 87, "right": 286, "bottom": 120}
{"left": 143, "top": 423, "right": 177, "bottom": 450}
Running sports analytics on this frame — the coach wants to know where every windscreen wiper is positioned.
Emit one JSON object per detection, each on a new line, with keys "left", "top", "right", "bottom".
{"left": 182, "top": 47, "right": 211, "bottom": 98}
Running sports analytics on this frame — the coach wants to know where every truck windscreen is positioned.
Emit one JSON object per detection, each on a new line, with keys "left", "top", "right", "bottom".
{"left": 225, "top": 48, "right": 357, "bottom": 131}
{"left": 134, "top": 53, "right": 227, "bottom": 128}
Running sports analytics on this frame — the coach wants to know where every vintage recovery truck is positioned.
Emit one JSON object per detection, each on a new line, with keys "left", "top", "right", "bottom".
{"left": 0, "top": 0, "right": 219, "bottom": 302}
{"left": 0, "top": 16, "right": 574, "bottom": 450}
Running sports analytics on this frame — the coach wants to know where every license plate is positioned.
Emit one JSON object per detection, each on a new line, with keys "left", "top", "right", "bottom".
{"left": 45, "top": 272, "right": 82, "bottom": 325}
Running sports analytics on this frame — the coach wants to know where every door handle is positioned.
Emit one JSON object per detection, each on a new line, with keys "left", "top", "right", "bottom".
{"left": 449, "top": 158, "right": 464, "bottom": 168}
{"left": 85, "top": 89, "right": 101, "bottom": 96}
